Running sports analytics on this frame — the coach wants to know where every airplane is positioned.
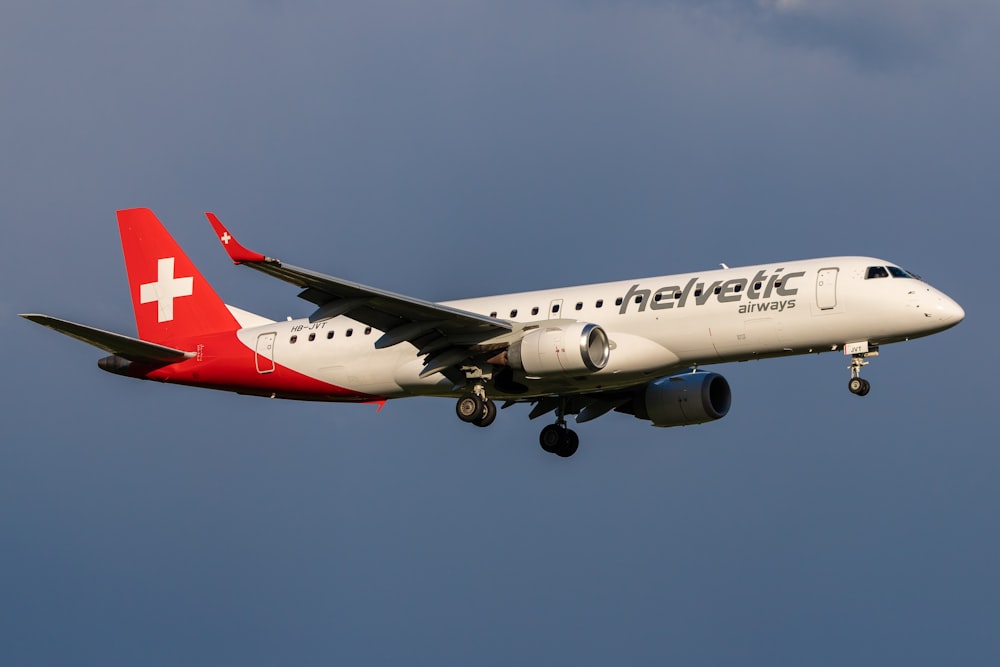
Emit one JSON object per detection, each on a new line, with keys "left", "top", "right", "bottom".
{"left": 21, "top": 208, "right": 965, "bottom": 458}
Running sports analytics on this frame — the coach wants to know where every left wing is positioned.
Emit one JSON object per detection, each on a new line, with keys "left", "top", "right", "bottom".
{"left": 206, "top": 213, "right": 513, "bottom": 376}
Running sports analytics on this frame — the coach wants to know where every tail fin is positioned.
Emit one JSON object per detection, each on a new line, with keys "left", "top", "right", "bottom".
{"left": 117, "top": 208, "right": 239, "bottom": 345}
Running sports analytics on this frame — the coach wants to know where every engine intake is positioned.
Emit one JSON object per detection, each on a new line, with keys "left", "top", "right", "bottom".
{"left": 507, "top": 323, "right": 609, "bottom": 377}
{"left": 637, "top": 372, "right": 731, "bottom": 427}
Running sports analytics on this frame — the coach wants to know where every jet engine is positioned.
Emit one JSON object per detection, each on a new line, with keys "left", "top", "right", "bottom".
{"left": 633, "top": 372, "right": 731, "bottom": 427}
{"left": 506, "top": 322, "right": 610, "bottom": 377}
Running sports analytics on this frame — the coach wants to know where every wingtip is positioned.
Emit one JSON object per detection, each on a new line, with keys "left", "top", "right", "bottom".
{"left": 205, "top": 212, "right": 267, "bottom": 264}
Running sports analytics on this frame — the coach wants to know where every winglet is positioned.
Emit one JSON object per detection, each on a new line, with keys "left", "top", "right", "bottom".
{"left": 206, "top": 212, "right": 268, "bottom": 264}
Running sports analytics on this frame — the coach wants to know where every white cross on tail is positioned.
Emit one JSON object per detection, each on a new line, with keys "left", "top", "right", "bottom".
{"left": 140, "top": 257, "right": 194, "bottom": 322}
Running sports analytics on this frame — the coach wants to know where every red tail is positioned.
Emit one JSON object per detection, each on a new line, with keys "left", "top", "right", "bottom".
{"left": 117, "top": 208, "right": 239, "bottom": 345}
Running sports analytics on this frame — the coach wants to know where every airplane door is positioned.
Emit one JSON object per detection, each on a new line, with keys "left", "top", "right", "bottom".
{"left": 816, "top": 268, "right": 839, "bottom": 310}
{"left": 255, "top": 332, "right": 276, "bottom": 373}
{"left": 548, "top": 299, "right": 563, "bottom": 319}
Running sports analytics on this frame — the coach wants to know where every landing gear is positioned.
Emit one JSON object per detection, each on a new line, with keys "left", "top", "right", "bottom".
{"left": 455, "top": 392, "right": 484, "bottom": 422}
{"left": 847, "top": 347, "right": 877, "bottom": 397}
{"left": 538, "top": 397, "right": 580, "bottom": 458}
{"left": 539, "top": 423, "right": 579, "bottom": 458}
{"left": 456, "top": 388, "right": 497, "bottom": 427}
{"left": 848, "top": 376, "right": 871, "bottom": 396}
{"left": 473, "top": 398, "right": 497, "bottom": 427}
{"left": 454, "top": 384, "right": 582, "bottom": 458}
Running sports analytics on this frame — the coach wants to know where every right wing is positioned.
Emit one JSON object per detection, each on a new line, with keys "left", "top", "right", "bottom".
{"left": 206, "top": 213, "right": 513, "bottom": 377}
{"left": 20, "top": 314, "right": 195, "bottom": 363}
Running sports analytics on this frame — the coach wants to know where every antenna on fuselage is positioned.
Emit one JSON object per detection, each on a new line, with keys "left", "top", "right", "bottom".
{"left": 720, "top": 263, "right": 729, "bottom": 270}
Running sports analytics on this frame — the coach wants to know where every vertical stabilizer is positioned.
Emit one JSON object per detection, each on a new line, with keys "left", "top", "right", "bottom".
{"left": 117, "top": 208, "right": 239, "bottom": 345}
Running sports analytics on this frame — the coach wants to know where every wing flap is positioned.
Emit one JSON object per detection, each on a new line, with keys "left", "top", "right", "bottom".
{"left": 20, "top": 314, "right": 195, "bottom": 363}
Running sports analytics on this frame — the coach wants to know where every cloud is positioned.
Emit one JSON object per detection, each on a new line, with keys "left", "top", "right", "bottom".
{"left": 638, "top": 0, "right": 997, "bottom": 70}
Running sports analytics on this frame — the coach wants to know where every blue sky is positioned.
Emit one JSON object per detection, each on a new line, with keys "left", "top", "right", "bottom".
{"left": 3, "top": 1, "right": 998, "bottom": 664}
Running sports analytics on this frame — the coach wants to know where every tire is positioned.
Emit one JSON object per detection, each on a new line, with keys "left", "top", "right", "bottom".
{"left": 556, "top": 429, "right": 579, "bottom": 458}
{"left": 539, "top": 424, "right": 563, "bottom": 453}
{"left": 848, "top": 377, "right": 864, "bottom": 395}
{"left": 473, "top": 399, "right": 497, "bottom": 427}
{"left": 456, "top": 393, "right": 484, "bottom": 423}
{"left": 858, "top": 379, "right": 871, "bottom": 397}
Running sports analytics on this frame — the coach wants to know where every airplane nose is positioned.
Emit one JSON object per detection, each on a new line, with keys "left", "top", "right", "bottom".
{"left": 936, "top": 294, "right": 965, "bottom": 327}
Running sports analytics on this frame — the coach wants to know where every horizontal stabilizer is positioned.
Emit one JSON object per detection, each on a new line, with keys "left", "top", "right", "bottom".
{"left": 20, "top": 314, "right": 195, "bottom": 363}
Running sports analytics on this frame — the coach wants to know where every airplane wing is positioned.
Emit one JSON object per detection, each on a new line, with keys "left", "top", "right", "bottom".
{"left": 20, "top": 314, "right": 195, "bottom": 363}
{"left": 206, "top": 214, "right": 513, "bottom": 375}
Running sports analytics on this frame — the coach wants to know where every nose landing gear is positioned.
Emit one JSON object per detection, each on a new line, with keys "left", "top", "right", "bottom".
{"left": 847, "top": 345, "right": 878, "bottom": 396}
{"left": 848, "top": 376, "right": 871, "bottom": 396}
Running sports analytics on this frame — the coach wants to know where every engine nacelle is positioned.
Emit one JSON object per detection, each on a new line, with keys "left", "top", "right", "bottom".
{"left": 637, "top": 372, "right": 731, "bottom": 427}
{"left": 507, "top": 322, "right": 610, "bottom": 377}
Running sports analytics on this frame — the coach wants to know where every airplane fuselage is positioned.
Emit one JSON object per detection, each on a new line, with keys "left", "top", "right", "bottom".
{"left": 138, "top": 256, "right": 962, "bottom": 401}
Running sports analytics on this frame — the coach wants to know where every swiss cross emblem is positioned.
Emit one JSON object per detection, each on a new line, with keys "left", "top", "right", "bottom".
{"left": 140, "top": 257, "right": 194, "bottom": 322}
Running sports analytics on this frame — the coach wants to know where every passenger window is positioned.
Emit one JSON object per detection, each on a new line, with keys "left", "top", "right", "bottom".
{"left": 290, "top": 335, "right": 297, "bottom": 344}
{"left": 308, "top": 333, "right": 316, "bottom": 342}
{"left": 615, "top": 297, "right": 623, "bottom": 306}
{"left": 531, "top": 307, "right": 539, "bottom": 316}
{"left": 490, "top": 311, "right": 497, "bottom": 318}
{"left": 327, "top": 331, "right": 334, "bottom": 339}
{"left": 575, "top": 302, "right": 583, "bottom": 311}
{"left": 552, "top": 304, "right": 560, "bottom": 313}
{"left": 346, "top": 328, "right": 353, "bottom": 337}
{"left": 596, "top": 299, "right": 603, "bottom": 308}
{"left": 364, "top": 327, "right": 372, "bottom": 335}
{"left": 510, "top": 309, "right": 518, "bottom": 318}
{"left": 866, "top": 266, "right": 889, "bottom": 279}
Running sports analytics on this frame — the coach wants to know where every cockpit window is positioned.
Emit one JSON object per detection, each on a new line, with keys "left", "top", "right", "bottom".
{"left": 865, "top": 266, "right": 889, "bottom": 279}
{"left": 887, "top": 266, "right": 918, "bottom": 279}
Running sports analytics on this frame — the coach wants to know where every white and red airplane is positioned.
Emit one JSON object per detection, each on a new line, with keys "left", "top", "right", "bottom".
{"left": 23, "top": 208, "right": 964, "bottom": 457}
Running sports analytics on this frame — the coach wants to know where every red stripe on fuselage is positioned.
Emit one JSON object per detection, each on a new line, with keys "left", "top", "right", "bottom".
{"left": 135, "top": 330, "right": 380, "bottom": 402}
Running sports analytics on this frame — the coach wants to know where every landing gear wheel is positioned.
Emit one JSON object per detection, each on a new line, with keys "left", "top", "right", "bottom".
{"left": 456, "top": 393, "right": 484, "bottom": 423}
{"left": 539, "top": 424, "right": 580, "bottom": 457}
{"left": 556, "top": 429, "right": 579, "bottom": 458}
{"left": 539, "top": 424, "right": 563, "bottom": 453}
{"left": 848, "top": 377, "right": 871, "bottom": 396}
{"left": 473, "top": 399, "right": 497, "bottom": 427}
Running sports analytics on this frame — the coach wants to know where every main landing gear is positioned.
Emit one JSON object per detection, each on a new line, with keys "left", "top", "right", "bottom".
{"left": 539, "top": 422, "right": 579, "bottom": 458}
{"left": 536, "top": 397, "right": 579, "bottom": 458}
{"left": 455, "top": 390, "right": 497, "bottom": 427}
{"left": 455, "top": 388, "right": 581, "bottom": 458}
